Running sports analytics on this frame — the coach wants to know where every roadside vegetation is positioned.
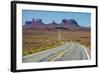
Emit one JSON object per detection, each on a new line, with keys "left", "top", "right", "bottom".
{"left": 23, "top": 30, "right": 90, "bottom": 56}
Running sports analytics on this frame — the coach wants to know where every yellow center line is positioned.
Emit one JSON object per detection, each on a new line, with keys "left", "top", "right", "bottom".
{"left": 50, "top": 48, "right": 69, "bottom": 61}
{"left": 51, "top": 42, "right": 70, "bottom": 61}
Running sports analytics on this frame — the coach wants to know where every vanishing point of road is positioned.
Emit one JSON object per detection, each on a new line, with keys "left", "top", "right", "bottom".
{"left": 22, "top": 42, "right": 90, "bottom": 63}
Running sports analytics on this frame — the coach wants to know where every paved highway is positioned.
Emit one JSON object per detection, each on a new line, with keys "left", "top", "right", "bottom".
{"left": 22, "top": 42, "right": 90, "bottom": 63}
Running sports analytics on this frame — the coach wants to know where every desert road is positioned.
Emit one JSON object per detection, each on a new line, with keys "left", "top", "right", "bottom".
{"left": 22, "top": 42, "right": 90, "bottom": 63}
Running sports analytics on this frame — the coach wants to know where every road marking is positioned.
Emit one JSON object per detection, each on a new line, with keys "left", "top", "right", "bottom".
{"left": 83, "top": 47, "right": 91, "bottom": 59}
{"left": 23, "top": 42, "right": 90, "bottom": 62}
{"left": 77, "top": 43, "right": 90, "bottom": 59}
{"left": 50, "top": 43, "right": 72, "bottom": 61}
{"left": 32, "top": 59, "right": 38, "bottom": 62}
{"left": 50, "top": 48, "right": 69, "bottom": 61}
{"left": 39, "top": 43, "right": 71, "bottom": 61}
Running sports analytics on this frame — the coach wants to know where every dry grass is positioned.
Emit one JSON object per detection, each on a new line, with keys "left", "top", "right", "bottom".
{"left": 23, "top": 30, "right": 90, "bottom": 56}
{"left": 61, "top": 31, "right": 90, "bottom": 48}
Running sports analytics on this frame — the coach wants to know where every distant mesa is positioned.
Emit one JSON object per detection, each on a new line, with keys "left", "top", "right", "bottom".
{"left": 23, "top": 18, "right": 90, "bottom": 31}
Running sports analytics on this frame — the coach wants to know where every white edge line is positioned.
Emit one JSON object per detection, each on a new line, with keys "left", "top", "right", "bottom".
{"left": 83, "top": 46, "right": 91, "bottom": 59}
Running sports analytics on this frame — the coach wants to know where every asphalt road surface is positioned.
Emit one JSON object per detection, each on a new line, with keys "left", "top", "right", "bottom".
{"left": 22, "top": 42, "right": 90, "bottom": 63}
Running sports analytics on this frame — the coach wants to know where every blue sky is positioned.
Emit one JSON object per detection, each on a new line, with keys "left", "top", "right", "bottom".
{"left": 22, "top": 10, "right": 91, "bottom": 27}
